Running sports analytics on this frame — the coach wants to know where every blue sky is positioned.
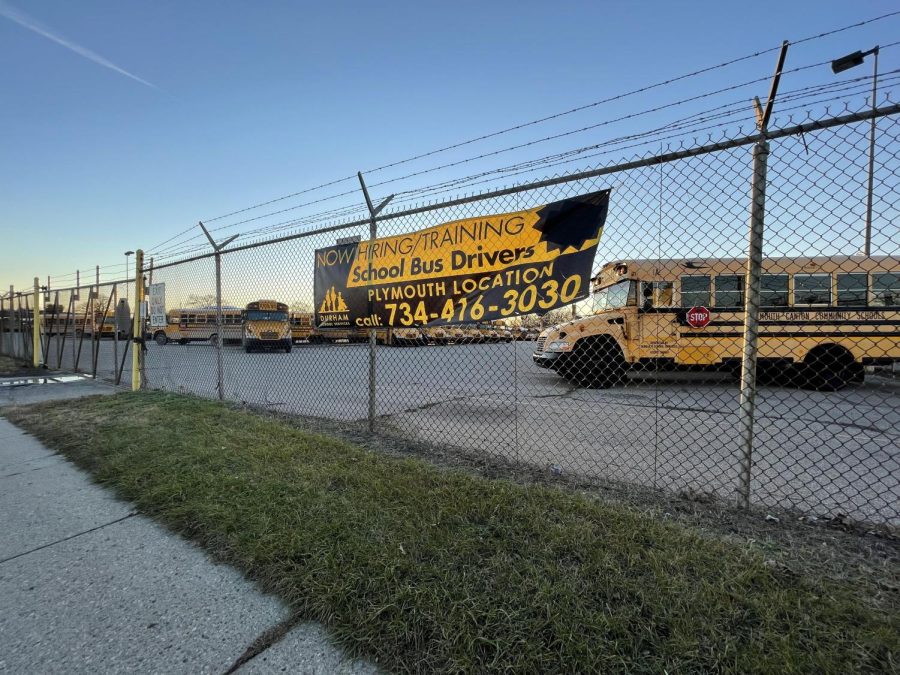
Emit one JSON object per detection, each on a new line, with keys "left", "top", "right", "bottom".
{"left": 1, "top": 0, "right": 897, "bottom": 291}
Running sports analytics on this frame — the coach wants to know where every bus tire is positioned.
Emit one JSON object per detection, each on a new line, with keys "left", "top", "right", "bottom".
{"left": 285, "top": 345, "right": 292, "bottom": 353}
{"left": 154, "top": 331, "right": 168, "bottom": 346}
{"left": 209, "top": 334, "right": 219, "bottom": 347}
{"left": 802, "top": 344, "right": 862, "bottom": 392}
{"left": 561, "top": 336, "right": 626, "bottom": 388}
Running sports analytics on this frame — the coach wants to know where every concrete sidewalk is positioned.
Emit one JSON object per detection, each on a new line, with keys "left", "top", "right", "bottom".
{"left": 0, "top": 377, "right": 378, "bottom": 674}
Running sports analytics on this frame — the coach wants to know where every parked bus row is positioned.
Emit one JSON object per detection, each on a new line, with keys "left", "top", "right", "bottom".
{"left": 3, "top": 303, "right": 540, "bottom": 348}
{"left": 534, "top": 255, "right": 899, "bottom": 391}
{"left": 149, "top": 304, "right": 538, "bottom": 351}
{"left": 2, "top": 302, "right": 130, "bottom": 339}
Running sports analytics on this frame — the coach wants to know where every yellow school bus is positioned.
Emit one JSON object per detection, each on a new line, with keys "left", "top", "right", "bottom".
{"left": 476, "top": 321, "right": 514, "bottom": 343}
{"left": 243, "top": 300, "right": 292, "bottom": 352}
{"left": 533, "top": 255, "right": 899, "bottom": 390}
{"left": 447, "top": 324, "right": 484, "bottom": 344}
{"left": 289, "top": 312, "right": 315, "bottom": 343}
{"left": 75, "top": 311, "right": 118, "bottom": 339}
{"left": 422, "top": 325, "right": 450, "bottom": 345}
{"left": 152, "top": 307, "right": 243, "bottom": 346}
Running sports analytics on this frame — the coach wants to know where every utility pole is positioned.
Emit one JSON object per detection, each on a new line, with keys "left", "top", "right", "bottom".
{"left": 831, "top": 46, "right": 879, "bottom": 255}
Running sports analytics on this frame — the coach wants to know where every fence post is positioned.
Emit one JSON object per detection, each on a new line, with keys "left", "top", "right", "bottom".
{"left": 737, "top": 140, "right": 769, "bottom": 508}
{"left": 5, "top": 285, "right": 11, "bottom": 356}
{"left": 357, "top": 173, "right": 394, "bottom": 433}
{"left": 215, "top": 250, "right": 224, "bottom": 400}
{"left": 32, "top": 277, "right": 41, "bottom": 368}
{"left": 131, "top": 250, "right": 143, "bottom": 391}
{"left": 198, "top": 222, "right": 238, "bottom": 401}
{"left": 0, "top": 294, "right": 5, "bottom": 356}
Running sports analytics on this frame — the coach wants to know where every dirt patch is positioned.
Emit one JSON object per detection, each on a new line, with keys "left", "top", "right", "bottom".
{"left": 0, "top": 355, "right": 45, "bottom": 376}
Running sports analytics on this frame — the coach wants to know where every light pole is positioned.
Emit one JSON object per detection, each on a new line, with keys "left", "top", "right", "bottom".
{"left": 124, "top": 250, "right": 134, "bottom": 307}
{"left": 832, "top": 46, "right": 879, "bottom": 256}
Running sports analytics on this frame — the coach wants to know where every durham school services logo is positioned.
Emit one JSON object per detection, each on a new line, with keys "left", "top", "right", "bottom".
{"left": 319, "top": 286, "right": 350, "bottom": 326}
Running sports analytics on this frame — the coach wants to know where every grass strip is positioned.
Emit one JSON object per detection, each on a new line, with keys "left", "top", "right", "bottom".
{"left": 5, "top": 391, "right": 897, "bottom": 673}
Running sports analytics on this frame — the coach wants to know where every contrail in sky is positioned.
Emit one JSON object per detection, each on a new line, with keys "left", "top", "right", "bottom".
{"left": 0, "top": 0, "right": 157, "bottom": 89}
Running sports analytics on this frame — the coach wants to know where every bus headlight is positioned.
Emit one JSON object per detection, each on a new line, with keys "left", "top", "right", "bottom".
{"left": 546, "top": 341, "right": 573, "bottom": 352}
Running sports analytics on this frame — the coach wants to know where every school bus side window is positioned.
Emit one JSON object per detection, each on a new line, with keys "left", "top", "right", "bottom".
{"left": 714, "top": 275, "right": 744, "bottom": 307}
{"left": 760, "top": 274, "right": 789, "bottom": 307}
{"left": 680, "top": 276, "right": 710, "bottom": 307}
{"left": 655, "top": 281, "right": 674, "bottom": 307}
{"left": 793, "top": 273, "right": 831, "bottom": 306}
{"left": 871, "top": 273, "right": 899, "bottom": 306}
{"left": 837, "top": 273, "right": 868, "bottom": 306}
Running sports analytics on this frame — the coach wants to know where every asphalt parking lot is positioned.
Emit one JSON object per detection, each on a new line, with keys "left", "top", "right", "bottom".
{"left": 7, "top": 334, "right": 899, "bottom": 524}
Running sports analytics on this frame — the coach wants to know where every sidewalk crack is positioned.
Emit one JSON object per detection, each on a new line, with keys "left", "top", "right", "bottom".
{"left": 0, "top": 463, "right": 58, "bottom": 479}
{"left": 0, "top": 513, "right": 137, "bottom": 565}
{"left": 223, "top": 613, "right": 303, "bottom": 674}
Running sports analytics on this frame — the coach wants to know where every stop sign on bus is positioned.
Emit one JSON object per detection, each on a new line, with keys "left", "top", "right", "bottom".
{"left": 686, "top": 306, "right": 711, "bottom": 328}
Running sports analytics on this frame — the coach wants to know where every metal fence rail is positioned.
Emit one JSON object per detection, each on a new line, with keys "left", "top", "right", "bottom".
{"left": 4, "top": 102, "right": 898, "bottom": 525}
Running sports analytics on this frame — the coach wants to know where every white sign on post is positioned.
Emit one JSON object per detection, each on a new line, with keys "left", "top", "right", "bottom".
{"left": 149, "top": 283, "right": 166, "bottom": 327}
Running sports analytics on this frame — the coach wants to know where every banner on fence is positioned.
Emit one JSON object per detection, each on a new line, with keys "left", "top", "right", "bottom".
{"left": 314, "top": 190, "right": 610, "bottom": 328}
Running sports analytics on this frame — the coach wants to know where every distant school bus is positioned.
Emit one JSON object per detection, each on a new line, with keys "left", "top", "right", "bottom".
{"left": 533, "top": 255, "right": 899, "bottom": 391}
{"left": 243, "top": 300, "right": 292, "bottom": 352}
{"left": 476, "top": 321, "right": 514, "bottom": 343}
{"left": 447, "top": 324, "right": 484, "bottom": 344}
{"left": 289, "top": 312, "right": 315, "bottom": 342}
{"left": 152, "top": 307, "right": 243, "bottom": 345}
{"left": 75, "top": 311, "right": 118, "bottom": 339}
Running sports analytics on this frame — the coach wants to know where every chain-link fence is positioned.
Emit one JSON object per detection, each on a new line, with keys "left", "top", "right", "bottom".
{"left": 4, "top": 103, "right": 898, "bottom": 525}
{"left": 1, "top": 278, "right": 139, "bottom": 386}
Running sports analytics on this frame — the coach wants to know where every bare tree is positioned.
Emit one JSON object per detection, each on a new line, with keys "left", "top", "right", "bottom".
{"left": 289, "top": 301, "right": 312, "bottom": 313}
{"left": 186, "top": 294, "right": 219, "bottom": 308}
{"left": 540, "top": 308, "right": 573, "bottom": 327}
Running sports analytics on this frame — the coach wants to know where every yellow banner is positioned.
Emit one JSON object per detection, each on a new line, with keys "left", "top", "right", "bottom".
{"left": 345, "top": 205, "right": 599, "bottom": 287}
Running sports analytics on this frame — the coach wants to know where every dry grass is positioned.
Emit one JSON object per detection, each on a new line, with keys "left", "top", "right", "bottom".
{"left": 5, "top": 391, "right": 898, "bottom": 673}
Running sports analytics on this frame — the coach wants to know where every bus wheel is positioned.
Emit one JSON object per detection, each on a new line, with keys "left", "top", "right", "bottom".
{"left": 154, "top": 331, "right": 168, "bottom": 346}
{"left": 209, "top": 334, "right": 219, "bottom": 347}
{"left": 285, "top": 344, "right": 292, "bottom": 353}
{"left": 802, "top": 345, "right": 862, "bottom": 391}
{"left": 562, "top": 336, "right": 626, "bottom": 388}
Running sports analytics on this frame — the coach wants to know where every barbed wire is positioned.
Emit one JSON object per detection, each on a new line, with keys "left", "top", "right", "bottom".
{"left": 27, "top": 13, "right": 900, "bottom": 283}
{"left": 150, "top": 67, "right": 899, "bottom": 260}
{"left": 143, "top": 10, "right": 900, "bottom": 256}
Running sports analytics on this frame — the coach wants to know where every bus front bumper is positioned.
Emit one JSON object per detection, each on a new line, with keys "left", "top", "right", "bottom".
{"left": 532, "top": 351, "right": 567, "bottom": 370}
{"left": 244, "top": 338, "right": 292, "bottom": 349}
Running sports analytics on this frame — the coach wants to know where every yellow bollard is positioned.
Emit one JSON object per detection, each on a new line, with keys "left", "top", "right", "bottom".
{"left": 32, "top": 277, "right": 40, "bottom": 367}
{"left": 131, "top": 250, "right": 143, "bottom": 391}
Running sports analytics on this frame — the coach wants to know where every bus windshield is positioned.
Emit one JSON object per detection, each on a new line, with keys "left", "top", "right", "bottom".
{"left": 593, "top": 280, "right": 636, "bottom": 312}
{"left": 246, "top": 310, "right": 288, "bottom": 322}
